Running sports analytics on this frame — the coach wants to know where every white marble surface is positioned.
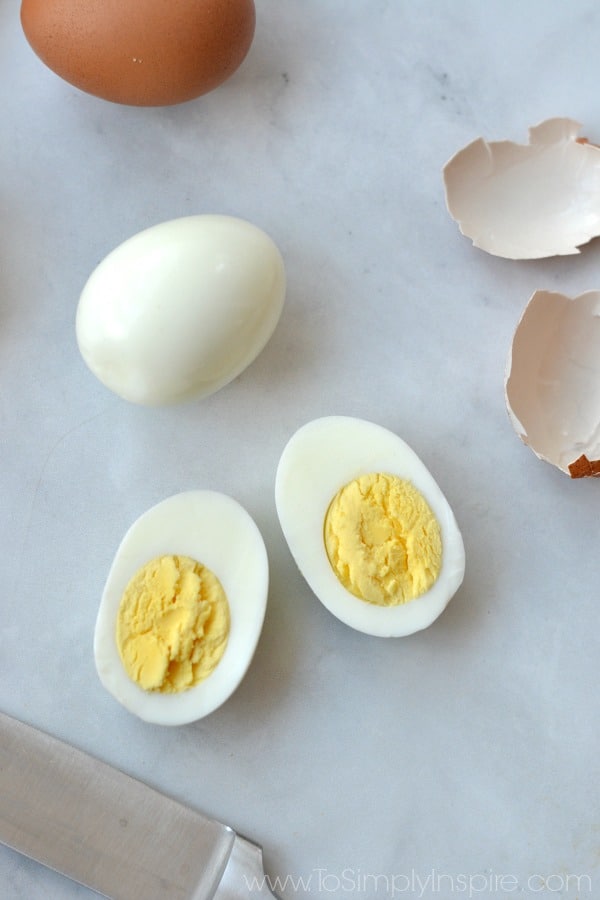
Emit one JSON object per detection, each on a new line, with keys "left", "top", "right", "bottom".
{"left": 1, "top": 1, "right": 599, "bottom": 898}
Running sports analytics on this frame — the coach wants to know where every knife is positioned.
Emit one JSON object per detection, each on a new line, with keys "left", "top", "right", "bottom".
{"left": 0, "top": 711, "right": 281, "bottom": 899}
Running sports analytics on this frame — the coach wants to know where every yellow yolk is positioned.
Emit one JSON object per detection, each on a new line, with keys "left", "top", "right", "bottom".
{"left": 116, "top": 554, "right": 230, "bottom": 693}
{"left": 324, "top": 473, "right": 442, "bottom": 606}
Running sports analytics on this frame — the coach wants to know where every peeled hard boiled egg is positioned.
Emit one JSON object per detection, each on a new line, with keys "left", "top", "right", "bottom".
{"left": 443, "top": 118, "right": 600, "bottom": 259}
{"left": 275, "top": 416, "right": 465, "bottom": 637}
{"left": 76, "top": 215, "right": 286, "bottom": 406}
{"left": 21, "top": 0, "right": 256, "bottom": 106}
{"left": 94, "top": 491, "right": 269, "bottom": 725}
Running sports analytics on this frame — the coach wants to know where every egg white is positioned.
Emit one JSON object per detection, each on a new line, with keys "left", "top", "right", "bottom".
{"left": 275, "top": 416, "right": 465, "bottom": 637}
{"left": 94, "top": 491, "right": 269, "bottom": 725}
{"left": 76, "top": 215, "right": 286, "bottom": 406}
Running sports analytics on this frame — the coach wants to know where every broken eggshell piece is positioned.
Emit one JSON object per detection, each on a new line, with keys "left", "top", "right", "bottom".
{"left": 443, "top": 118, "right": 600, "bottom": 259}
{"left": 505, "top": 290, "right": 600, "bottom": 477}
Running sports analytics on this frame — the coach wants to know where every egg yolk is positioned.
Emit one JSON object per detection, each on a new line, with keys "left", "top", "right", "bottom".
{"left": 324, "top": 473, "right": 442, "bottom": 606}
{"left": 116, "top": 555, "right": 230, "bottom": 693}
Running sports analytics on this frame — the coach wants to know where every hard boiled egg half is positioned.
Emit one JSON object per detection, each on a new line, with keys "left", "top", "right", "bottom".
{"left": 94, "top": 491, "right": 268, "bottom": 725}
{"left": 275, "top": 417, "right": 465, "bottom": 637}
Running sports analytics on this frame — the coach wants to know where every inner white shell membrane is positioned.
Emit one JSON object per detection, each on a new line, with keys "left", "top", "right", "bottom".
{"left": 505, "top": 290, "right": 600, "bottom": 476}
{"left": 443, "top": 118, "right": 600, "bottom": 259}
{"left": 275, "top": 416, "right": 465, "bottom": 637}
{"left": 94, "top": 491, "right": 269, "bottom": 725}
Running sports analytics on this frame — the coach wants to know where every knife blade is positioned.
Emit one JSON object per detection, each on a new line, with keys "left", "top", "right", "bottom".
{"left": 0, "top": 711, "right": 280, "bottom": 899}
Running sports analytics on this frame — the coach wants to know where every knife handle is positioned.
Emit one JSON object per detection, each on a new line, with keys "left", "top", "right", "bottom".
{"left": 215, "top": 834, "right": 282, "bottom": 899}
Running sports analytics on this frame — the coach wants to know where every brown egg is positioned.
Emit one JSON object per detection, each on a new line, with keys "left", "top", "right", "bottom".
{"left": 20, "top": 0, "right": 256, "bottom": 106}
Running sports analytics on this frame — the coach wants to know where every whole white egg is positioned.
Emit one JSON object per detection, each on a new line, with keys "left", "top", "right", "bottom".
{"left": 275, "top": 416, "right": 465, "bottom": 637}
{"left": 76, "top": 215, "right": 286, "bottom": 406}
{"left": 94, "top": 491, "right": 269, "bottom": 725}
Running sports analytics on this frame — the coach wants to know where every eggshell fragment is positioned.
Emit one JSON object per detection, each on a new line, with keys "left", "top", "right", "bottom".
{"left": 505, "top": 290, "right": 600, "bottom": 477}
{"left": 443, "top": 118, "right": 600, "bottom": 259}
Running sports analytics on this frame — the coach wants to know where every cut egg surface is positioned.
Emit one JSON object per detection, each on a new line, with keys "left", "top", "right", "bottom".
{"left": 94, "top": 491, "right": 268, "bottom": 725}
{"left": 76, "top": 214, "right": 286, "bottom": 406}
{"left": 275, "top": 417, "right": 465, "bottom": 637}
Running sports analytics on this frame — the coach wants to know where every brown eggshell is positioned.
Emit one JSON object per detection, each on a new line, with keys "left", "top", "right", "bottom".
{"left": 20, "top": 0, "right": 256, "bottom": 106}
